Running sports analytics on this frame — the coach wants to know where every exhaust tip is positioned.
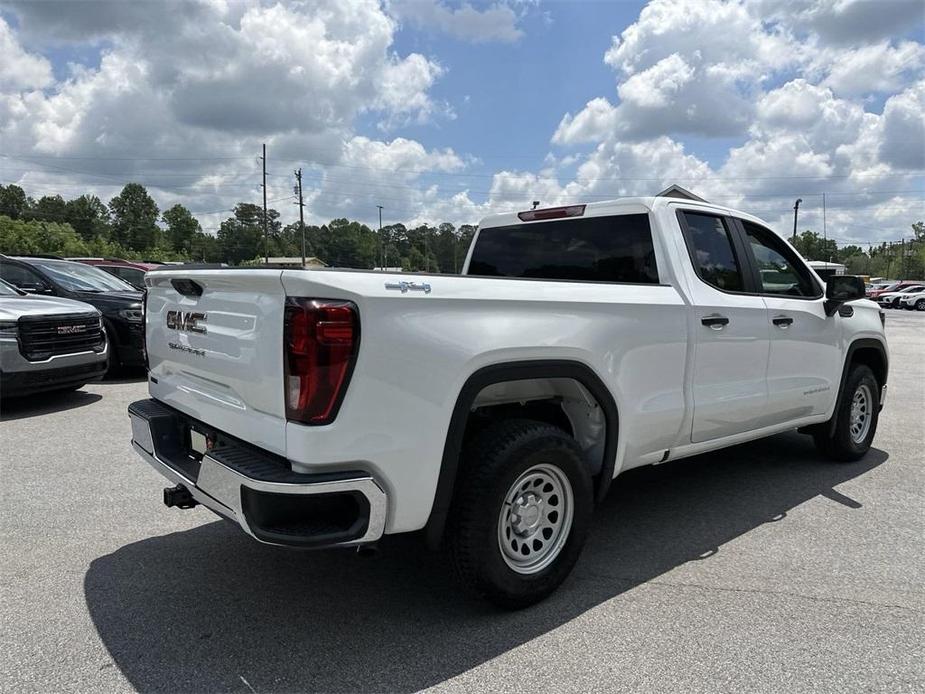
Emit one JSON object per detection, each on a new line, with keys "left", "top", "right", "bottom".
{"left": 356, "top": 543, "right": 380, "bottom": 558}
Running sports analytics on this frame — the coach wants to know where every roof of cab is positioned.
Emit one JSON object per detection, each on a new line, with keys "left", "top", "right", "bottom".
{"left": 477, "top": 196, "right": 764, "bottom": 230}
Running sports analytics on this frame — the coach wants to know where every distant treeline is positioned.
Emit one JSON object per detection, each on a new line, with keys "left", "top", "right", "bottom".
{"left": 1, "top": 182, "right": 923, "bottom": 278}
{"left": 0, "top": 182, "right": 476, "bottom": 272}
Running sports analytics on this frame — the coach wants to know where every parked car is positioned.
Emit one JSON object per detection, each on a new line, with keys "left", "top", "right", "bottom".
{"left": 128, "top": 196, "right": 886, "bottom": 608}
{"left": 898, "top": 288, "right": 925, "bottom": 311}
{"left": 865, "top": 282, "right": 893, "bottom": 297}
{"left": 876, "top": 284, "right": 925, "bottom": 308}
{"left": 867, "top": 280, "right": 921, "bottom": 300}
{"left": 0, "top": 278, "right": 108, "bottom": 398}
{"left": 0, "top": 256, "right": 144, "bottom": 372}
{"left": 68, "top": 258, "right": 160, "bottom": 291}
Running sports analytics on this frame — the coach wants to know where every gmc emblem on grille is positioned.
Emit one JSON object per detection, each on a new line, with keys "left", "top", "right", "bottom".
{"left": 57, "top": 325, "right": 87, "bottom": 335}
{"left": 166, "top": 310, "right": 207, "bottom": 334}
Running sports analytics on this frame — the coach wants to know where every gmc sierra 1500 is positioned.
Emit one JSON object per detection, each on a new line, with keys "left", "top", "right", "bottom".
{"left": 128, "top": 196, "right": 887, "bottom": 607}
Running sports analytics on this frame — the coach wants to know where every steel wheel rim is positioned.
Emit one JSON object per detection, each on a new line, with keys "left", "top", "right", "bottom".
{"left": 498, "top": 463, "right": 574, "bottom": 575}
{"left": 849, "top": 383, "right": 873, "bottom": 444}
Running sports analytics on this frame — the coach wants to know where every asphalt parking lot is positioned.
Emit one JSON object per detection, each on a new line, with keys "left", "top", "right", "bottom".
{"left": 2, "top": 311, "right": 923, "bottom": 693}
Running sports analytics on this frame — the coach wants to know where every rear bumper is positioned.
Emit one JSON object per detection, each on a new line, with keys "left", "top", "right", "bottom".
{"left": 127, "top": 399, "right": 387, "bottom": 548}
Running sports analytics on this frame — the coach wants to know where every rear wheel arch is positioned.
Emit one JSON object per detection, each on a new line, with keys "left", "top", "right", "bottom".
{"left": 424, "top": 360, "right": 619, "bottom": 549}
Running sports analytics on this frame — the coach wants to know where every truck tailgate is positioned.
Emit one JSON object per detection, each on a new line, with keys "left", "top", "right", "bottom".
{"left": 144, "top": 269, "right": 288, "bottom": 455}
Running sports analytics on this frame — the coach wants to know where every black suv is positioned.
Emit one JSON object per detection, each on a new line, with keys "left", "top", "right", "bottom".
{"left": 0, "top": 256, "right": 144, "bottom": 371}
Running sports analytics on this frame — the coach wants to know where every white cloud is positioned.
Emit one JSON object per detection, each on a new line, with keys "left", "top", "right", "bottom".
{"left": 540, "top": 0, "right": 925, "bottom": 243}
{"left": 388, "top": 0, "right": 525, "bottom": 43}
{"left": 552, "top": 97, "right": 617, "bottom": 145}
{"left": 1, "top": 0, "right": 922, "bottom": 241}
{"left": 0, "top": 17, "right": 53, "bottom": 90}
{"left": 822, "top": 41, "right": 925, "bottom": 95}
{"left": 752, "top": 0, "right": 925, "bottom": 46}
{"left": 0, "top": 0, "right": 460, "bottom": 226}
{"left": 878, "top": 81, "right": 925, "bottom": 170}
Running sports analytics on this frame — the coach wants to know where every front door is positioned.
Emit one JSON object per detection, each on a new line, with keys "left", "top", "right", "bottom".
{"left": 736, "top": 219, "right": 842, "bottom": 423}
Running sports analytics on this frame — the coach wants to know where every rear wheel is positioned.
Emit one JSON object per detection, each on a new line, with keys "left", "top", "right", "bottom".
{"left": 447, "top": 419, "right": 593, "bottom": 609}
{"left": 813, "top": 364, "right": 880, "bottom": 461}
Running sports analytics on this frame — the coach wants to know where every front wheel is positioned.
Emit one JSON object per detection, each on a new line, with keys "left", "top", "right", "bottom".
{"left": 916, "top": 299, "right": 925, "bottom": 311}
{"left": 447, "top": 419, "right": 593, "bottom": 609}
{"left": 813, "top": 364, "right": 880, "bottom": 461}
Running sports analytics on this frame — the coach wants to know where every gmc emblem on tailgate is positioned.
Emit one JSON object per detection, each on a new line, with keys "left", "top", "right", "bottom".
{"left": 166, "top": 310, "right": 207, "bottom": 334}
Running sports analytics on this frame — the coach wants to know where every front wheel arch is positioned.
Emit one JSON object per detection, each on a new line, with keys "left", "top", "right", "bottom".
{"left": 828, "top": 339, "right": 887, "bottom": 437}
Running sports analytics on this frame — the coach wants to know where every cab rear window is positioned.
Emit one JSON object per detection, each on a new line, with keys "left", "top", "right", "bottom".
{"left": 468, "top": 213, "right": 659, "bottom": 283}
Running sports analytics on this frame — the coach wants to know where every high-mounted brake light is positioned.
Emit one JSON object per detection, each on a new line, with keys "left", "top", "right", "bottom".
{"left": 284, "top": 298, "right": 359, "bottom": 425}
{"left": 517, "top": 204, "right": 585, "bottom": 222}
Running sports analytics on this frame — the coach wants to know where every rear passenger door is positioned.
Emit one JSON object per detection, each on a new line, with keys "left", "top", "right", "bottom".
{"left": 734, "top": 220, "right": 842, "bottom": 422}
{"left": 677, "top": 211, "right": 770, "bottom": 443}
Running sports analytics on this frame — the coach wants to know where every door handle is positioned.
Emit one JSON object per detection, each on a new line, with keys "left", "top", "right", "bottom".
{"left": 701, "top": 314, "right": 730, "bottom": 330}
{"left": 772, "top": 315, "right": 794, "bottom": 328}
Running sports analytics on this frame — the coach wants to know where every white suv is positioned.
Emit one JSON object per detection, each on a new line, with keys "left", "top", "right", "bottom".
{"left": 877, "top": 284, "right": 925, "bottom": 308}
{"left": 898, "top": 288, "right": 925, "bottom": 311}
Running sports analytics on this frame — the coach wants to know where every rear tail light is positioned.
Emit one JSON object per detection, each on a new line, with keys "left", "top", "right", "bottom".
{"left": 284, "top": 298, "right": 359, "bottom": 425}
{"left": 517, "top": 204, "right": 585, "bottom": 222}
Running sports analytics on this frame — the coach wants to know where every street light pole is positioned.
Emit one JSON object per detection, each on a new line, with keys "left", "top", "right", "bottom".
{"left": 377, "top": 205, "right": 384, "bottom": 269}
{"left": 262, "top": 143, "right": 268, "bottom": 264}
{"left": 792, "top": 198, "right": 802, "bottom": 242}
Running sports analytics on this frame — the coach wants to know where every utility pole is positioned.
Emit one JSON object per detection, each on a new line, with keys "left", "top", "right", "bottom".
{"left": 377, "top": 205, "right": 384, "bottom": 269}
{"left": 294, "top": 168, "right": 305, "bottom": 267}
{"left": 262, "top": 143, "right": 268, "bottom": 264}
{"left": 792, "top": 198, "right": 802, "bottom": 242}
{"left": 822, "top": 192, "right": 827, "bottom": 259}
{"left": 900, "top": 238, "right": 906, "bottom": 278}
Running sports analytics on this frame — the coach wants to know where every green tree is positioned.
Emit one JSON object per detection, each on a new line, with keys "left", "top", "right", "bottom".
{"left": 65, "top": 195, "right": 111, "bottom": 241}
{"left": 0, "top": 185, "right": 30, "bottom": 220}
{"left": 791, "top": 230, "right": 838, "bottom": 261}
{"left": 216, "top": 203, "right": 282, "bottom": 265}
{"left": 28, "top": 194, "right": 68, "bottom": 223}
{"left": 162, "top": 204, "right": 201, "bottom": 254}
{"left": 0, "top": 215, "right": 90, "bottom": 257}
{"left": 109, "top": 183, "right": 160, "bottom": 250}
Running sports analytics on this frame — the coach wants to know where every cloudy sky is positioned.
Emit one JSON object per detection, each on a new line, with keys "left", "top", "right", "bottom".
{"left": 1, "top": 0, "right": 923, "bottom": 244}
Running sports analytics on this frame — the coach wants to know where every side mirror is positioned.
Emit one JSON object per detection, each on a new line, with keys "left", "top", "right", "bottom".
{"left": 825, "top": 275, "right": 865, "bottom": 316}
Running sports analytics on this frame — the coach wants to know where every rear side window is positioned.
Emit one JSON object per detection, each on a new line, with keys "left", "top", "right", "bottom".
{"left": 468, "top": 213, "right": 659, "bottom": 283}
{"left": 680, "top": 212, "right": 744, "bottom": 292}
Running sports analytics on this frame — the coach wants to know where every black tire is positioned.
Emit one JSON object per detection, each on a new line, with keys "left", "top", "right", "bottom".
{"left": 447, "top": 419, "right": 593, "bottom": 609}
{"left": 813, "top": 364, "right": 880, "bottom": 462}
{"left": 891, "top": 297, "right": 901, "bottom": 309}
{"left": 916, "top": 299, "right": 925, "bottom": 311}
{"left": 103, "top": 321, "right": 121, "bottom": 377}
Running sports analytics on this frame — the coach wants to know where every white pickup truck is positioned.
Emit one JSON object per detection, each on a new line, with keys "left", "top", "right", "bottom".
{"left": 128, "top": 196, "right": 888, "bottom": 607}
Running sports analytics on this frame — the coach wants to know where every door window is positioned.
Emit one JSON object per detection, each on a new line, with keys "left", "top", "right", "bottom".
{"left": 680, "top": 212, "right": 744, "bottom": 292}
{"left": 741, "top": 221, "right": 821, "bottom": 298}
{"left": 0, "top": 262, "right": 49, "bottom": 290}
